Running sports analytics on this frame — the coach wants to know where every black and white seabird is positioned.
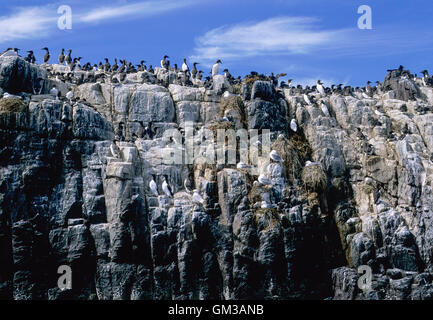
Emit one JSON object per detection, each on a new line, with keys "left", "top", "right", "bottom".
{"left": 65, "top": 49, "right": 72, "bottom": 65}
{"left": 109, "top": 140, "right": 121, "bottom": 158}
{"left": 161, "top": 55, "right": 169, "bottom": 69}
{"left": 212, "top": 59, "right": 222, "bottom": 76}
{"left": 149, "top": 175, "right": 159, "bottom": 196}
{"left": 41, "top": 47, "right": 50, "bottom": 64}
{"left": 58, "top": 49, "right": 65, "bottom": 64}
{"left": 184, "top": 174, "right": 194, "bottom": 193}
{"left": 191, "top": 62, "right": 199, "bottom": 79}
{"left": 182, "top": 58, "right": 189, "bottom": 73}
{"left": 104, "top": 58, "right": 111, "bottom": 72}
{"left": 317, "top": 80, "right": 325, "bottom": 96}
{"left": 162, "top": 175, "right": 173, "bottom": 197}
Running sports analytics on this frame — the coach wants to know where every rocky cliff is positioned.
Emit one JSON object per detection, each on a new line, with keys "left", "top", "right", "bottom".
{"left": 0, "top": 55, "right": 433, "bottom": 300}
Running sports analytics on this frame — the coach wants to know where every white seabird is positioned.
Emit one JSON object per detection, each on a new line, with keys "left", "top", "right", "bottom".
{"left": 162, "top": 175, "right": 173, "bottom": 197}
{"left": 317, "top": 80, "right": 325, "bottom": 96}
{"left": 270, "top": 150, "right": 284, "bottom": 162}
{"left": 50, "top": 86, "right": 58, "bottom": 97}
{"left": 66, "top": 89, "right": 74, "bottom": 102}
{"left": 109, "top": 141, "right": 121, "bottom": 158}
{"left": 320, "top": 102, "right": 330, "bottom": 117}
{"left": 237, "top": 161, "right": 251, "bottom": 169}
{"left": 182, "top": 58, "right": 189, "bottom": 73}
{"left": 192, "top": 189, "right": 205, "bottom": 204}
{"left": 2, "top": 92, "right": 20, "bottom": 99}
{"left": 212, "top": 59, "right": 222, "bottom": 77}
{"left": 258, "top": 174, "right": 272, "bottom": 186}
{"left": 303, "top": 94, "right": 312, "bottom": 105}
{"left": 290, "top": 119, "right": 298, "bottom": 132}
{"left": 149, "top": 175, "right": 159, "bottom": 196}
{"left": 184, "top": 176, "right": 193, "bottom": 193}
{"left": 261, "top": 201, "right": 272, "bottom": 209}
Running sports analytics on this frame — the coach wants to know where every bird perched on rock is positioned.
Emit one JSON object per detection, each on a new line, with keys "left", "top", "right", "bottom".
{"left": 104, "top": 58, "right": 111, "bottom": 72}
{"left": 49, "top": 85, "right": 58, "bottom": 99}
{"left": 258, "top": 174, "right": 272, "bottom": 186}
{"left": 303, "top": 93, "right": 312, "bottom": 105}
{"left": 270, "top": 150, "right": 284, "bottom": 163}
{"left": 42, "top": 47, "right": 50, "bottom": 64}
{"left": 24, "top": 51, "right": 36, "bottom": 64}
{"left": 184, "top": 174, "right": 194, "bottom": 193}
{"left": 66, "top": 88, "right": 74, "bottom": 102}
{"left": 182, "top": 58, "right": 189, "bottom": 73}
{"left": 320, "top": 102, "right": 330, "bottom": 117}
{"left": 0, "top": 48, "right": 19, "bottom": 57}
{"left": 290, "top": 119, "right": 298, "bottom": 132}
{"left": 58, "top": 49, "right": 65, "bottom": 64}
{"left": 109, "top": 140, "right": 121, "bottom": 158}
{"left": 261, "top": 201, "right": 275, "bottom": 209}
{"left": 192, "top": 189, "right": 205, "bottom": 204}
{"left": 143, "top": 121, "right": 156, "bottom": 139}
{"left": 161, "top": 55, "right": 169, "bottom": 69}
{"left": 191, "top": 62, "right": 199, "bottom": 79}
{"left": 237, "top": 161, "right": 252, "bottom": 169}
{"left": 65, "top": 49, "right": 72, "bottom": 65}
{"left": 316, "top": 80, "right": 325, "bottom": 96}
{"left": 149, "top": 175, "right": 159, "bottom": 196}
{"left": 162, "top": 175, "right": 173, "bottom": 197}
{"left": 212, "top": 59, "right": 222, "bottom": 76}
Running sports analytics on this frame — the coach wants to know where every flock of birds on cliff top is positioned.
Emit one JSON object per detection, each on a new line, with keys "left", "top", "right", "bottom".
{"left": 2, "top": 47, "right": 433, "bottom": 103}
{"left": 0, "top": 47, "right": 433, "bottom": 99}
{"left": 1, "top": 47, "right": 432, "bottom": 209}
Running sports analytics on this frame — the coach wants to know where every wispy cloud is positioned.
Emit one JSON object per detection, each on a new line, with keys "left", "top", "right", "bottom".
{"left": 80, "top": 0, "right": 199, "bottom": 23}
{"left": 190, "top": 16, "right": 350, "bottom": 62}
{"left": 0, "top": 1, "right": 201, "bottom": 44}
{"left": 0, "top": 6, "right": 57, "bottom": 44}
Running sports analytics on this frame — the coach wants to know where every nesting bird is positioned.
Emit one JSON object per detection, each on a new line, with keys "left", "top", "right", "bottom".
{"left": 192, "top": 189, "right": 205, "bottom": 204}
{"left": 269, "top": 150, "right": 284, "bottom": 163}
{"left": 290, "top": 119, "right": 298, "bottom": 132}
{"left": 162, "top": 175, "right": 173, "bottom": 197}
{"left": 149, "top": 175, "right": 159, "bottom": 196}
{"left": 109, "top": 140, "right": 121, "bottom": 158}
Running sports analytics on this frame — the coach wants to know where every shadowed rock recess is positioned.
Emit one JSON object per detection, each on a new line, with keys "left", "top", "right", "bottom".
{"left": 1, "top": 55, "right": 433, "bottom": 300}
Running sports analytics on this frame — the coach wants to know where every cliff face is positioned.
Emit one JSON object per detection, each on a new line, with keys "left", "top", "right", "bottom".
{"left": 0, "top": 55, "right": 433, "bottom": 300}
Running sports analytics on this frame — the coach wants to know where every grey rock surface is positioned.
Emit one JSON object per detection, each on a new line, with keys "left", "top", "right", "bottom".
{"left": 1, "top": 58, "right": 433, "bottom": 300}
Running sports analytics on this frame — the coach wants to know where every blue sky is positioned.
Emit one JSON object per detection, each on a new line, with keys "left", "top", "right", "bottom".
{"left": 1, "top": 0, "right": 433, "bottom": 86}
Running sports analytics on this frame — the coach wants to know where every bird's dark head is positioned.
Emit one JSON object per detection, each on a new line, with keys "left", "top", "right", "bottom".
{"left": 183, "top": 58, "right": 187, "bottom": 62}
{"left": 14, "top": 48, "right": 20, "bottom": 52}
{"left": 27, "top": 50, "right": 33, "bottom": 54}
{"left": 216, "top": 59, "right": 222, "bottom": 64}
{"left": 104, "top": 58, "right": 108, "bottom": 62}
{"left": 164, "top": 55, "right": 169, "bottom": 59}
{"left": 223, "top": 68, "right": 228, "bottom": 72}
{"left": 367, "top": 81, "right": 371, "bottom": 84}
{"left": 42, "top": 47, "right": 49, "bottom": 51}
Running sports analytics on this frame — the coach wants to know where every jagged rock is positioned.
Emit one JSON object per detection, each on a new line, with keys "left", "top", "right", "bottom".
{"left": 1, "top": 56, "right": 433, "bottom": 300}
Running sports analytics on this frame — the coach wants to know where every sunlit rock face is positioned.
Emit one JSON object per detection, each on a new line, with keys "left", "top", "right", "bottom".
{"left": 1, "top": 57, "right": 433, "bottom": 300}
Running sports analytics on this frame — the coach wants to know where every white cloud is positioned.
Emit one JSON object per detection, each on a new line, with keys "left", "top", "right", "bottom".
{"left": 80, "top": 0, "right": 199, "bottom": 23}
{"left": 0, "top": 6, "right": 57, "bottom": 44}
{"left": 191, "top": 16, "right": 349, "bottom": 62}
